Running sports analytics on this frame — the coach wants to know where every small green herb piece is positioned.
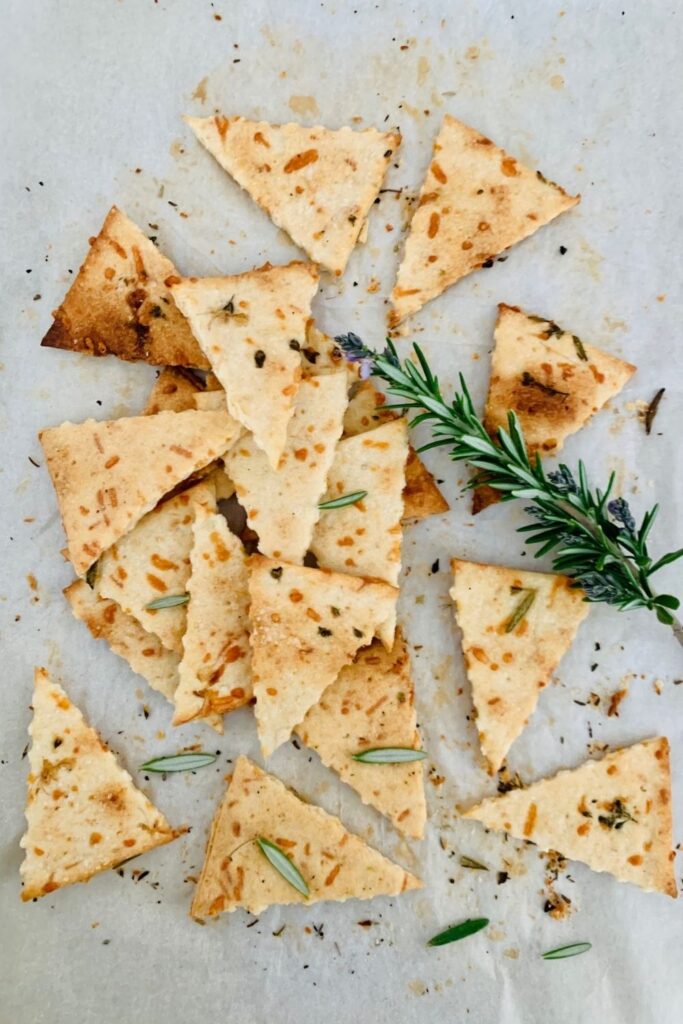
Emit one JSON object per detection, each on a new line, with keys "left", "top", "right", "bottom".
{"left": 352, "top": 747, "right": 427, "bottom": 764}
{"left": 597, "top": 798, "right": 636, "bottom": 830}
{"left": 645, "top": 387, "right": 665, "bottom": 436}
{"left": 85, "top": 560, "right": 99, "bottom": 590}
{"left": 428, "top": 917, "right": 489, "bottom": 947}
{"left": 504, "top": 588, "right": 537, "bottom": 633}
{"left": 572, "top": 335, "right": 588, "bottom": 361}
{"left": 256, "top": 837, "right": 309, "bottom": 897}
{"left": 139, "top": 752, "right": 217, "bottom": 773}
{"left": 541, "top": 941, "right": 592, "bottom": 960}
{"left": 146, "top": 593, "right": 190, "bottom": 610}
{"left": 459, "top": 855, "right": 489, "bottom": 871}
{"left": 318, "top": 490, "right": 368, "bottom": 510}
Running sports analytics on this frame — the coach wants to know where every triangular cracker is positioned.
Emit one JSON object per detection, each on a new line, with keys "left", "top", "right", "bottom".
{"left": 225, "top": 372, "right": 348, "bottom": 563}
{"left": 472, "top": 305, "right": 636, "bottom": 513}
{"left": 20, "top": 668, "right": 179, "bottom": 901}
{"left": 248, "top": 556, "right": 399, "bottom": 756}
{"left": 310, "top": 419, "right": 408, "bottom": 585}
{"left": 390, "top": 115, "right": 578, "bottom": 324}
{"left": 191, "top": 755, "right": 420, "bottom": 917}
{"left": 94, "top": 478, "right": 217, "bottom": 654}
{"left": 296, "top": 634, "right": 426, "bottom": 838}
{"left": 173, "top": 510, "right": 252, "bottom": 724}
{"left": 39, "top": 408, "right": 240, "bottom": 576}
{"left": 343, "top": 381, "right": 448, "bottom": 521}
{"left": 64, "top": 581, "right": 223, "bottom": 734}
{"left": 172, "top": 261, "right": 318, "bottom": 468}
{"left": 484, "top": 303, "right": 636, "bottom": 456}
{"left": 450, "top": 559, "right": 589, "bottom": 774}
{"left": 143, "top": 367, "right": 205, "bottom": 414}
{"left": 462, "top": 738, "right": 676, "bottom": 897}
{"left": 64, "top": 580, "right": 180, "bottom": 703}
{"left": 185, "top": 115, "right": 400, "bottom": 276}
{"left": 41, "top": 206, "right": 207, "bottom": 367}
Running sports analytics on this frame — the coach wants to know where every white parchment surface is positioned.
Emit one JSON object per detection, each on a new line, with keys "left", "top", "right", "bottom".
{"left": 1, "top": 1, "right": 681, "bottom": 1022}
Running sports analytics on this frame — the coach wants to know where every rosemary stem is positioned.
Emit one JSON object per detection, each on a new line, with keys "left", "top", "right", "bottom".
{"left": 334, "top": 333, "right": 683, "bottom": 641}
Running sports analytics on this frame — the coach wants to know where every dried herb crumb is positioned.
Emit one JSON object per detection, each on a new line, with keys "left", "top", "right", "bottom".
{"left": 645, "top": 388, "right": 665, "bottom": 435}
{"left": 270, "top": 567, "right": 283, "bottom": 580}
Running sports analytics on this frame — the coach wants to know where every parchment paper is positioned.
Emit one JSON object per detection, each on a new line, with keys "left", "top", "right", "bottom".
{"left": 1, "top": 2, "right": 681, "bottom": 1022}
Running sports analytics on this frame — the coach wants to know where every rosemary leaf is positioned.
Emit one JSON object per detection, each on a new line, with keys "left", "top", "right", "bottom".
{"left": 85, "top": 560, "right": 99, "bottom": 590}
{"left": 146, "top": 593, "right": 190, "bottom": 610}
{"left": 504, "top": 588, "right": 537, "bottom": 633}
{"left": 318, "top": 490, "right": 368, "bottom": 510}
{"left": 428, "top": 917, "right": 489, "bottom": 947}
{"left": 542, "top": 941, "right": 592, "bottom": 960}
{"left": 459, "top": 855, "right": 489, "bottom": 870}
{"left": 351, "top": 747, "right": 427, "bottom": 764}
{"left": 139, "top": 752, "right": 216, "bottom": 773}
{"left": 256, "top": 838, "right": 309, "bottom": 897}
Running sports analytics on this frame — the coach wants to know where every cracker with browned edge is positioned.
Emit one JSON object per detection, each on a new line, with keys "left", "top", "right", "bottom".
{"left": 311, "top": 419, "right": 408, "bottom": 585}
{"left": 450, "top": 558, "right": 588, "bottom": 774}
{"left": 39, "top": 408, "right": 240, "bottom": 576}
{"left": 390, "top": 115, "right": 578, "bottom": 324}
{"left": 473, "top": 305, "right": 636, "bottom": 512}
{"left": 249, "top": 556, "right": 398, "bottom": 757}
{"left": 225, "top": 372, "right": 348, "bottom": 563}
{"left": 462, "top": 738, "right": 676, "bottom": 897}
{"left": 172, "top": 261, "right": 318, "bottom": 468}
{"left": 20, "top": 668, "right": 180, "bottom": 901}
{"left": 186, "top": 115, "right": 400, "bottom": 276}
{"left": 296, "top": 634, "right": 426, "bottom": 839}
{"left": 94, "top": 478, "right": 217, "bottom": 654}
{"left": 173, "top": 510, "right": 252, "bottom": 724}
{"left": 41, "top": 206, "right": 207, "bottom": 367}
{"left": 191, "top": 756, "right": 420, "bottom": 917}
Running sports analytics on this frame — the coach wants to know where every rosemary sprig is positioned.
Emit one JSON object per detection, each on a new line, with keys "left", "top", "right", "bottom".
{"left": 336, "top": 333, "right": 683, "bottom": 644}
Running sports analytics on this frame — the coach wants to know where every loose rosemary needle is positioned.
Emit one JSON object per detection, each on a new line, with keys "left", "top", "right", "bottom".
{"left": 335, "top": 333, "right": 683, "bottom": 645}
